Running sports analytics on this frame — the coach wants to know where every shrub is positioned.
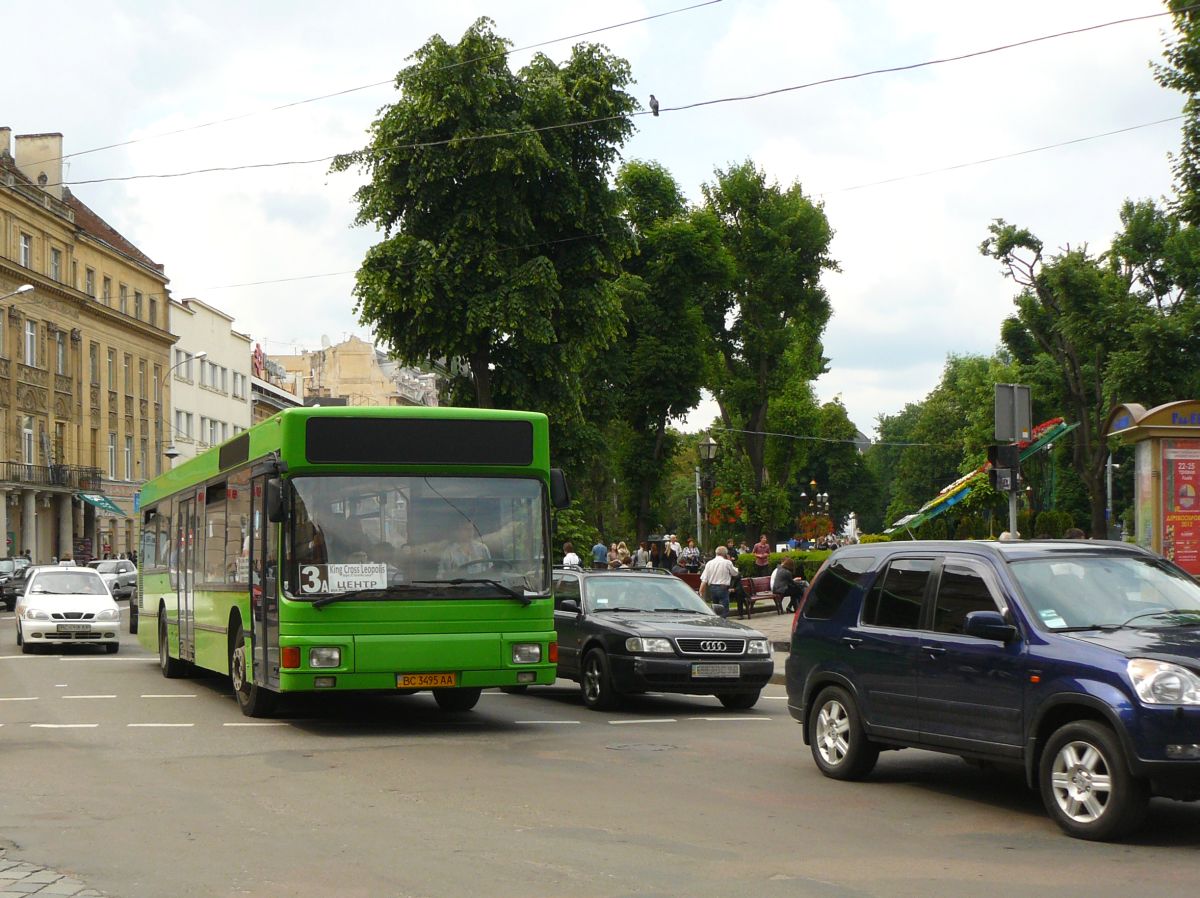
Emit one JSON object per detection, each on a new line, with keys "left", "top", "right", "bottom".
{"left": 858, "top": 534, "right": 891, "bottom": 543}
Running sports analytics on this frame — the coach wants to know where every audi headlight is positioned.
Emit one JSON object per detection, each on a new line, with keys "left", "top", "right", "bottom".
{"left": 747, "top": 639, "right": 770, "bottom": 655}
{"left": 23, "top": 609, "right": 50, "bottom": 621}
{"left": 1128, "top": 658, "right": 1200, "bottom": 705}
{"left": 625, "top": 637, "right": 674, "bottom": 654}
{"left": 95, "top": 609, "right": 120, "bottom": 622}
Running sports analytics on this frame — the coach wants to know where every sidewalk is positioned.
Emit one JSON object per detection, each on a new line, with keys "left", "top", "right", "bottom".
{"left": 0, "top": 845, "right": 105, "bottom": 897}
{"left": 732, "top": 606, "right": 792, "bottom": 686}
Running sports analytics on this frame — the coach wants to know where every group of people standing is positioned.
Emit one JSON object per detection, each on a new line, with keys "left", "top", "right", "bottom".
{"left": 561, "top": 535, "right": 707, "bottom": 573}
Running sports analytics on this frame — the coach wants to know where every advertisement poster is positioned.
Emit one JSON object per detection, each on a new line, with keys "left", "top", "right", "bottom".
{"left": 1162, "top": 439, "right": 1200, "bottom": 575}
{"left": 1136, "top": 440, "right": 1154, "bottom": 550}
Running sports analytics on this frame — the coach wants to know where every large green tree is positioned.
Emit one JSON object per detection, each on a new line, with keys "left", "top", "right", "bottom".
{"left": 332, "top": 17, "right": 637, "bottom": 424}
{"left": 699, "top": 161, "right": 837, "bottom": 540}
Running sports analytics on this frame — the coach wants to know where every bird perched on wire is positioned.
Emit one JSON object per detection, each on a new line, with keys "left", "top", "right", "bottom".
{"left": 649, "top": 94, "right": 659, "bottom": 117}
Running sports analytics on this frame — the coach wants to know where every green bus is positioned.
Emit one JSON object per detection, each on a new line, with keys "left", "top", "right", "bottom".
{"left": 135, "top": 406, "right": 569, "bottom": 716}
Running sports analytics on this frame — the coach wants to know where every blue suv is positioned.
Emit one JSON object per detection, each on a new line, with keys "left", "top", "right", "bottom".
{"left": 786, "top": 539, "right": 1200, "bottom": 840}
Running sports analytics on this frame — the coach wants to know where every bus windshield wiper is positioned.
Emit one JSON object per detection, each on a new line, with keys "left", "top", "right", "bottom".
{"left": 311, "top": 585, "right": 421, "bottom": 609}
{"left": 410, "top": 578, "right": 532, "bottom": 606}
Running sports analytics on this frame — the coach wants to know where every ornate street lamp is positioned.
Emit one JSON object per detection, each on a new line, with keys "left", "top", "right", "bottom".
{"left": 0, "top": 284, "right": 34, "bottom": 301}
{"left": 698, "top": 436, "right": 719, "bottom": 551}
{"left": 162, "top": 350, "right": 207, "bottom": 460}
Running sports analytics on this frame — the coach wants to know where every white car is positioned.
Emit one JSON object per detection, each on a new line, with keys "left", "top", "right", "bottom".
{"left": 15, "top": 566, "right": 122, "bottom": 654}
{"left": 87, "top": 559, "right": 137, "bottom": 599}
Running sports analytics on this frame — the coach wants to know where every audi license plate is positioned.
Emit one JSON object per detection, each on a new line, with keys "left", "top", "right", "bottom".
{"left": 397, "top": 673, "right": 457, "bottom": 688}
{"left": 691, "top": 663, "right": 740, "bottom": 678}
{"left": 56, "top": 623, "right": 90, "bottom": 633}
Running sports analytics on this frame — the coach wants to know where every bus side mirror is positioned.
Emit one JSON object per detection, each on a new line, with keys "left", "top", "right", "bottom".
{"left": 550, "top": 468, "right": 571, "bottom": 510}
{"left": 266, "top": 479, "right": 286, "bottom": 523}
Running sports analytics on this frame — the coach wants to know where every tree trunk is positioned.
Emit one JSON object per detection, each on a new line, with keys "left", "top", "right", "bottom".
{"left": 469, "top": 350, "right": 492, "bottom": 408}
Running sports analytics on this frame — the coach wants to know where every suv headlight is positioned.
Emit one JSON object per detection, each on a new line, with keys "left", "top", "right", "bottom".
{"left": 1128, "top": 658, "right": 1200, "bottom": 704}
{"left": 95, "top": 609, "right": 120, "bottom": 622}
{"left": 625, "top": 637, "right": 674, "bottom": 654}
{"left": 747, "top": 639, "right": 770, "bottom": 655}
{"left": 23, "top": 609, "right": 50, "bottom": 621}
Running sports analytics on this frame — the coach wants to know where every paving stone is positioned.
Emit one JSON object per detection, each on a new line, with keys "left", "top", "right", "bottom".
{"left": 21, "top": 872, "right": 61, "bottom": 884}
{"left": 38, "top": 881, "right": 84, "bottom": 896}
{"left": 5, "top": 883, "right": 46, "bottom": 894}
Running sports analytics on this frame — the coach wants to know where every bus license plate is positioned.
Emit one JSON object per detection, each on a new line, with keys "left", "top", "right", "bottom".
{"left": 397, "top": 673, "right": 457, "bottom": 688}
{"left": 56, "top": 623, "right": 91, "bottom": 633}
{"left": 692, "top": 663, "right": 740, "bottom": 678}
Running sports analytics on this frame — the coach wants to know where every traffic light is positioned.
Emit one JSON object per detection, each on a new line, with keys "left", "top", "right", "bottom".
{"left": 987, "top": 444, "right": 1020, "bottom": 493}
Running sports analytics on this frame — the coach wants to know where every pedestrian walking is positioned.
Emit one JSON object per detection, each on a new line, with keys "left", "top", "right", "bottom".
{"left": 699, "top": 546, "right": 740, "bottom": 618}
{"left": 753, "top": 534, "right": 772, "bottom": 577}
{"left": 591, "top": 539, "right": 608, "bottom": 570}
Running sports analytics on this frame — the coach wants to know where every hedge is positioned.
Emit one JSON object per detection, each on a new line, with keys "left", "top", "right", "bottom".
{"left": 732, "top": 550, "right": 831, "bottom": 580}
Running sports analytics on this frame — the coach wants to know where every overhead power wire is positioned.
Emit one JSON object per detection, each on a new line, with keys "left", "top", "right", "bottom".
{"left": 22, "top": 0, "right": 723, "bottom": 170}
{"left": 46, "top": 5, "right": 1188, "bottom": 190}
{"left": 713, "top": 427, "right": 936, "bottom": 449}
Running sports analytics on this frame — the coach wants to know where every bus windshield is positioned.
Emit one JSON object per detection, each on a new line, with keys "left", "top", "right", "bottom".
{"left": 287, "top": 475, "right": 549, "bottom": 598}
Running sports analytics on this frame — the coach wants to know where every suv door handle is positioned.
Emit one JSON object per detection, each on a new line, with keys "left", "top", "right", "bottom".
{"left": 920, "top": 645, "right": 947, "bottom": 656}
{"left": 842, "top": 637, "right": 863, "bottom": 649}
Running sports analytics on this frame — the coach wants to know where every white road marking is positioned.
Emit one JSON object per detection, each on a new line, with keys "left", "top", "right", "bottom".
{"left": 63, "top": 695, "right": 117, "bottom": 700}
{"left": 222, "top": 722, "right": 288, "bottom": 727}
{"left": 0, "top": 696, "right": 38, "bottom": 702}
{"left": 0, "top": 655, "right": 37, "bottom": 660}
{"left": 609, "top": 718, "right": 677, "bottom": 725}
{"left": 141, "top": 694, "right": 197, "bottom": 699}
{"left": 58, "top": 657, "right": 151, "bottom": 662}
{"left": 128, "top": 723, "right": 194, "bottom": 728}
{"left": 515, "top": 720, "right": 581, "bottom": 725}
{"left": 54, "top": 684, "right": 68, "bottom": 687}
{"left": 687, "top": 716, "right": 773, "bottom": 722}
{"left": 31, "top": 723, "right": 98, "bottom": 728}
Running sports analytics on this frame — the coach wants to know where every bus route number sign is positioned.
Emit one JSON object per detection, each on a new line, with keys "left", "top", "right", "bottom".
{"left": 299, "top": 564, "right": 388, "bottom": 594}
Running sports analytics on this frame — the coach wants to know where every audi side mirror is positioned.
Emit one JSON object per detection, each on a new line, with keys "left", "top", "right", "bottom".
{"left": 557, "top": 599, "right": 580, "bottom": 614}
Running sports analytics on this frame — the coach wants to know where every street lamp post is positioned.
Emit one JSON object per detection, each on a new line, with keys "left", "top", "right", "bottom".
{"left": 161, "top": 350, "right": 207, "bottom": 461}
{"left": 698, "top": 436, "right": 719, "bottom": 552}
{"left": 0, "top": 284, "right": 34, "bottom": 302}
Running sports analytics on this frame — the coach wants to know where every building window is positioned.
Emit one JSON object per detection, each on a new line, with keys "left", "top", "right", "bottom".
{"left": 220, "top": 421, "right": 228, "bottom": 442}
{"left": 50, "top": 248, "right": 61, "bottom": 282}
{"left": 199, "top": 416, "right": 208, "bottom": 444}
{"left": 125, "top": 436, "right": 133, "bottom": 480}
{"left": 119, "top": 284, "right": 128, "bottom": 315}
{"left": 55, "top": 331, "right": 66, "bottom": 375}
{"left": 174, "top": 349, "right": 194, "bottom": 381}
{"left": 54, "top": 422, "right": 65, "bottom": 463}
{"left": 199, "top": 361, "right": 208, "bottom": 388}
{"left": 71, "top": 260, "right": 77, "bottom": 289}
{"left": 140, "top": 439, "right": 147, "bottom": 478}
{"left": 24, "top": 320, "right": 36, "bottom": 365}
{"left": 149, "top": 299, "right": 158, "bottom": 327}
{"left": 85, "top": 267, "right": 95, "bottom": 297}
{"left": 22, "top": 416, "right": 34, "bottom": 466}
{"left": 19, "top": 234, "right": 31, "bottom": 268}
{"left": 89, "top": 343, "right": 100, "bottom": 385}
{"left": 108, "top": 433, "right": 117, "bottom": 479}
{"left": 134, "top": 291, "right": 143, "bottom": 320}
{"left": 138, "top": 360, "right": 147, "bottom": 398}
{"left": 209, "top": 419, "right": 220, "bottom": 445}
{"left": 220, "top": 367, "right": 228, "bottom": 394}
{"left": 107, "top": 349, "right": 116, "bottom": 389}
{"left": 153, "top": 365, "right": 161, "bottom": 402}
{"left": 123, "top": 354, "right": 132, "bottom": 395}
{"left": 102, "top": 277, "right": 111, "bottom": 305}
{"left": 175, "top": 409, "right": 192, "bottom": 439}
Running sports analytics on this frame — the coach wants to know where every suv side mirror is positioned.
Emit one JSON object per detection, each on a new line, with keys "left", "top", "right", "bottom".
{"left": 963, "top": 610, "right": 1017, "bottom": 642}
{"left": 557, "top": 599, "right": 580, "bottom": 614}
{"left": 549, "top": 468, "right": 571, "bottom": 510}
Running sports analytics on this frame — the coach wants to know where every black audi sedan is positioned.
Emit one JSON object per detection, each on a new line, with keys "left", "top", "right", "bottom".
{"left": 539, "top": 566, "right": 774, "bottom": 710}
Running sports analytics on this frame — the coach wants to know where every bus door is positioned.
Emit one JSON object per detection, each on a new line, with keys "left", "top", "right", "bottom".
{"left": 177, "top": 495, "right": 197, "bottom": 662}
{"left": 249, "top": 476, "right": 280, "bottom": 689}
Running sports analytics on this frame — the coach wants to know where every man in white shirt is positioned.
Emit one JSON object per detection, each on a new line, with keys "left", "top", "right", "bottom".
{"left": 699, "top": 545, "right": 740, "bottom": 618}
{"left": 668, "top": 534, "right": 683, "bottom": 558}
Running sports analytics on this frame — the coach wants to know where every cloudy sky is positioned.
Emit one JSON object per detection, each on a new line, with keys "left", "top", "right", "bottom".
{"left": 5, "top": 1, "right": 1184, "bottom": 436}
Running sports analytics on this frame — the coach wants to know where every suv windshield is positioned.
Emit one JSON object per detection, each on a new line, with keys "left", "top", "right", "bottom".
{"left": 286, "top": 475, "right": 548, "bottom": 598}
{"left": 29, "top": 571, "right": 109, "bottom": 596}
{"left": 586, "top": 575, "right": 714, "bottom": 614}
{"left": 1012, "top": 554, "right": 1200, "bottom": 630}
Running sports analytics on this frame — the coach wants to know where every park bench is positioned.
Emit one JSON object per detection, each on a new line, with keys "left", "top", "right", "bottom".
{"left": 738, "top": 575, "right": 783, "bottom": 619}
{"left": 673, "top": 571, "right": 702, "bottom": 592}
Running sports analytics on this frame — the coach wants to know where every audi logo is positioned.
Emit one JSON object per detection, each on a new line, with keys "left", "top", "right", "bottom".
{"left": 700, "top": 640, "right": 728, "bottom": 652}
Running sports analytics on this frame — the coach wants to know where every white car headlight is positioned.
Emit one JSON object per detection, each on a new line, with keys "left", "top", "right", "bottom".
{"left": 95, "top": 609, "right": 120, "bottom": 622}
{"left": 1128, "top": 658, "right": 1200, "bottom": 704}
{"left": 747, "top": 639, "right": 770, "bottom": 655}
{"left": 625, "top": 637, "right": 674, "bottom": 654}
{"left": 23, "top": 609, "right": 50, "bottom": 621}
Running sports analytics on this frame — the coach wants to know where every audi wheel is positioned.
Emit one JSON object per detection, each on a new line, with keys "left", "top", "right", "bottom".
{"left": 717, "top": 690, "right": 760, "bottom": 710}
{"left": 580, "top": 649, "right": 621, "bottom": 711}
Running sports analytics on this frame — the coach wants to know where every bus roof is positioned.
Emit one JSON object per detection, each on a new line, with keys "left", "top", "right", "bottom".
{"left": 139, "top": 406, "right": 551, "bottom": 509}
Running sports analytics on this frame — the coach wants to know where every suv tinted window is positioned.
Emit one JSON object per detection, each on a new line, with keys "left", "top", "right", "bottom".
{"left": 862, "top": 559, "right": 931, "bottom": 629}
{"left": 804, "top": 556, "right": 873, "bottom": 620}
{"left": 933, "top": 562, "right": 999, "bottom": 634}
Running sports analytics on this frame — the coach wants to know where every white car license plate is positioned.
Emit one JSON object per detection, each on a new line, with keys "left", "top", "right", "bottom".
{"left": 56, "top": 623, "right": 90, "bottom": 633}
{"left": 692, "top": 663, "right": 740, "bottom": 678}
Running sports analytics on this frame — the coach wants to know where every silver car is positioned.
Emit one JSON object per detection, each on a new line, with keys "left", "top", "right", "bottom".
{"left": 16, "top": 567, "right": 121, "bottom": 654}
{"left": 88, "top": 559, "right": 137, "bottom": 599}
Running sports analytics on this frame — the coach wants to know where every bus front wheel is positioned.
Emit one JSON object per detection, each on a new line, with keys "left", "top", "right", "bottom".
{"left": 158, "top": 613, "right": 188, "bottom": 679}
{"left": 230, "top": 622, "right": 278, "bottom": 718}
{"left": 433, "top": 688, "right": 482, "bottom": 712}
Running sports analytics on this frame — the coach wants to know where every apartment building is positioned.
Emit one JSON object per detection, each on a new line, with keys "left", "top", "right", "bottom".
{"left": 0, "top": 129, "right": 175, "bottom": 561}
{"left": 274, "top": 335, "right": 439, "bottom": 407}
{"left": 166, "top": 298, "right": 252, "bottom": 464}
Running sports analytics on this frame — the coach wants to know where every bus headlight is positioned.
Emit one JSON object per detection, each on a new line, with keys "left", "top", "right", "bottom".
{"left": 512, "top": 643, "right": 541, "bottom": 664}
{"left": 309, "top": 647, "right": 341, "bottom": 669}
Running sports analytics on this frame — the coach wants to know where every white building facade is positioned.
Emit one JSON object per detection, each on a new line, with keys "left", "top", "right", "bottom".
{"left": 166, "top": 298, "right": 252, "bottom": 464}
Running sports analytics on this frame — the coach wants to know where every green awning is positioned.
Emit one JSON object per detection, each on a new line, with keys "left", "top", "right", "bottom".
{"left": 79, "top": 493, "right": 127, "bottom": 517}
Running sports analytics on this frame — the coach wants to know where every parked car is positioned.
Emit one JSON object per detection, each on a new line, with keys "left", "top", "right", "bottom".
{"left": 1, "top": 564, "right": 38, "bottom": 612}
{"left": 787, "top": 539, "right": 1200, "bottom": 841}
{"left": 544, "top": 566, "right": 773, "bottom": 710}
{"left": 15, "top": 565, "right": 121, "bottom": 654}
{"left": 87, "top": 558, "right": 137, "bottom": 599}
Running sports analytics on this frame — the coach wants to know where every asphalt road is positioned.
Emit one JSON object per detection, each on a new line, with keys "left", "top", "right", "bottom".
{"left": 1, "top": 612, "right": 1199, "bottom": 898}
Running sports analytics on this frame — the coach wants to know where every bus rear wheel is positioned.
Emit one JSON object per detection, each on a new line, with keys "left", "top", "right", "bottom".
{"left": 433, "top": 688, "right": 482, "bottom": 712}
{"left": 230, "top": 622, "right": 278, "bottom": 718}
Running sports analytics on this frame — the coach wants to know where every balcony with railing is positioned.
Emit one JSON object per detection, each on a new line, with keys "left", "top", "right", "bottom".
{"left": 0, "top": 463, "right": 105, "bottom": 491}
